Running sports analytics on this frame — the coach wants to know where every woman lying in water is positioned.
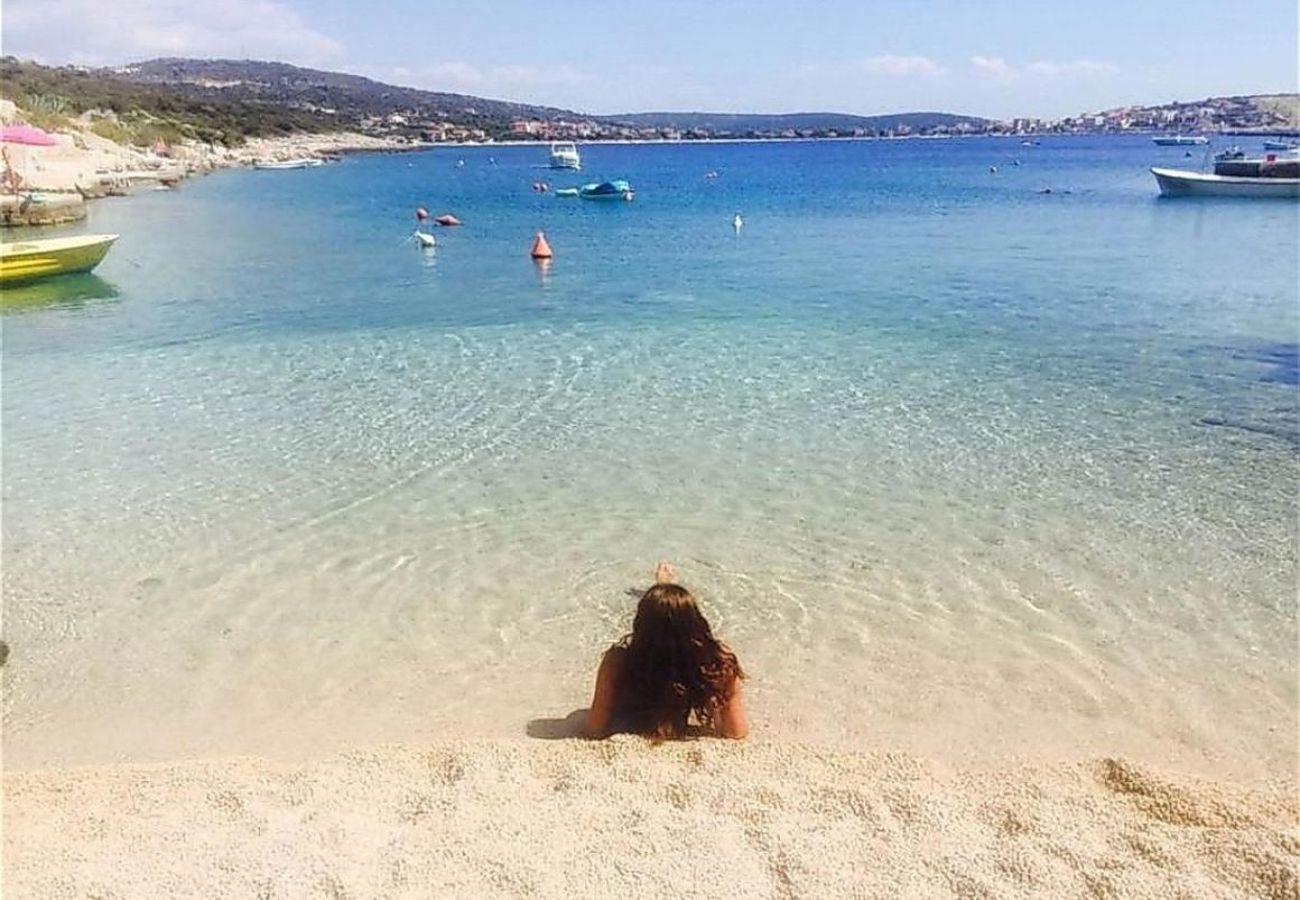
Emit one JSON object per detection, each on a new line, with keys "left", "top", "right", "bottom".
{"left": 585, "top": 561, "right": 748, "bottom": 740}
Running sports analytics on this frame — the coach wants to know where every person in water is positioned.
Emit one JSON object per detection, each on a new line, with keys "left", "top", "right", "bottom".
{"left": 585, "top": 561, "right": 748, "bottom": 740}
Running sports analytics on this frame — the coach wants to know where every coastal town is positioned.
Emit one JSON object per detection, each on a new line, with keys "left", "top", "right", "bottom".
{"left": 417, "top": 95, "right": 1299, "bottom": 143}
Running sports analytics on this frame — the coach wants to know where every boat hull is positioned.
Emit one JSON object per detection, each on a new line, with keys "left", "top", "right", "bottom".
{"left": 0, "top": 234, "right": 119, "bottom": 285}
{"left": 252, "top": 159, "right": 323, "bottom": 170}
{"left": 1151, "top": 167, "right": 1299, "bottom": 198}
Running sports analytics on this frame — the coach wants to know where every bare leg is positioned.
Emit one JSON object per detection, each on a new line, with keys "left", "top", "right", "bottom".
{"left": 654, "top": 559, "right": 676, "bottom": 585}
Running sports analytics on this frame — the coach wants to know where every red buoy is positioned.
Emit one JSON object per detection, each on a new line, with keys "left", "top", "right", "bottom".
{"left": 530, "top": 231, "right": 553, "bottom": 259}
{"left": 415, "top": 207, "right": 429, "bottom": 221}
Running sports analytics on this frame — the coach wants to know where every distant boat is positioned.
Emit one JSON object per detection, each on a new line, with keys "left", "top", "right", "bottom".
{"left": 1151, "top": 167, "right": 1299, "bottom": 198}
{"left": 548, "top": 142, "right": 581, "bottom": 170}
{"left": 1152, "top": 135, "right": 1209, "bottom": 146}
{"left": 554, "top": 187, "right": 580, "bottom": 197}
{"left": 0, "top": 233, "right": 118, "bottom": 285}
{"left": 579, "top": 179, "right": 634, "bottom": 201}
{"left": 252, "top": 158, "right": 324, "bottom": 170}
{"left": 1263, "top": 139, "right": 1299, "bottom": 151}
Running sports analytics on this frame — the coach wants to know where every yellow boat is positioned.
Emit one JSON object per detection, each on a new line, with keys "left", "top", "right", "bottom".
{"left": 0, "top": 234, "right": 118, "bottom": 286}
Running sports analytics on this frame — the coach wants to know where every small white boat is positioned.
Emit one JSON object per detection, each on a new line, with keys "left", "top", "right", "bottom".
{"left": 1263, "top": 139, "right": 1299, "bottom": 151}
{"left": 252, "top": 158, "right": 325, "bottom": 170}
{"left": 1151, "top": 167, "right": 1299, "bottom": 198}
{"left": 548, "top": 142, "right": 581, "bottom": 170}
{"left": 1152, "top": 135, "right": 1209, "bottom": 146}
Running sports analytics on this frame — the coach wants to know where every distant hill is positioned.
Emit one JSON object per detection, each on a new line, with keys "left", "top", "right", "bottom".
{"left": 601, "top": 111, "right": 988, "bottom": 134}
{"left": 114, "top": 60, "right": 988, "bottom": 136}
{"left": 114, "top": 58, "right": 584, "bottom": 128}
{"left": 6, "top": 55, "right": 1289, "bottom": 149}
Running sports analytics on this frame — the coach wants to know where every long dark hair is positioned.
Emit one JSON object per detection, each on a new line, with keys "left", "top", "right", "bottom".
{"left": 618, "top": 583, "right": 744, "bottom": 739}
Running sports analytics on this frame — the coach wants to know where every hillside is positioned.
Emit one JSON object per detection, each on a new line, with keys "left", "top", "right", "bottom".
{"left": 0, "top": 57, "right": 338, "bottom": 145}
{"left": 115, "top": 58, "right": 584, "bottom": 130}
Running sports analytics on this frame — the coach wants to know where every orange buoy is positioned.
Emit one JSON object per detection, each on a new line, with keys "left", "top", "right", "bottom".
{"left": 415, "top": 207, "right": 429, "bottom": 221}
{"left": 530, "top": 231, "right": 553, "bottom": 259}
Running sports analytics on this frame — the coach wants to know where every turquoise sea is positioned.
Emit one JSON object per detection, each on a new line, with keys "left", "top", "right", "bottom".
{"left": 3, "top": 136, "right": 1296, "bottom": 775}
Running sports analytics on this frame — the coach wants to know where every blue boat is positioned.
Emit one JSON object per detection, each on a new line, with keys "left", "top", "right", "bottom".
{"left": 579, "top": 179, "right": 635, "bottom": 201}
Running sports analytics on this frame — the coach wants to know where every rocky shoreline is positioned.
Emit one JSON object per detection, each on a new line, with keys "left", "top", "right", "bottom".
{"left": 0, "top": 102, "right": 415, "bottom": 228}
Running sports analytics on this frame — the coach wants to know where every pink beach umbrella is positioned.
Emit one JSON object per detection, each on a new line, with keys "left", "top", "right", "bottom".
{"left": 1, "top": 124, "right": 58, "bottom": 146}
{"left": 1, "top": 125, "right": 59, "bottom": 194}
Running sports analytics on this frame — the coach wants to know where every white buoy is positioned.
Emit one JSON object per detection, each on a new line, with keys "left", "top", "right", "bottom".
{"left": 732, "top": 212, "right": 744, "bottom": 233}
{"left": 413, "top": 230, "right": 436, "bottom": 248}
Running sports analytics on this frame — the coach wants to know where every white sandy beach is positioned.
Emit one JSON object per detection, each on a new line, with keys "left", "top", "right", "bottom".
{"left": 5, "top": 737, "right": 1296, "bottom": 899}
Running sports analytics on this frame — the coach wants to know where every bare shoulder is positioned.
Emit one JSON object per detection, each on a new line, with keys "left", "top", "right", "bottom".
{"left": 600, "top": 644, "right": 628, "bottom": 673}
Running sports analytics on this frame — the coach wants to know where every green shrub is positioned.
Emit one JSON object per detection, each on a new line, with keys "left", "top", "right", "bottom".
{"left": 89, "top": 118, "right": 136, "bottom": 145}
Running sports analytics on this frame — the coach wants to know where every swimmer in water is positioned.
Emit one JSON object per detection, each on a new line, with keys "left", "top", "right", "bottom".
{"left": 585, "top": 561, "right": 747, "bottom": 741}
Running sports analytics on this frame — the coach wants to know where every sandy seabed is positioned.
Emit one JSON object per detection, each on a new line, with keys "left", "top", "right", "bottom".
{"left": 4, "top": 737, "right": 1296, "bottom": 899}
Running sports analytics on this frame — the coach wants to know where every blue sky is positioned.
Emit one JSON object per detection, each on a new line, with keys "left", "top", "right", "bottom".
{"left": 5, "top": 0, "right": 1297, "bottom": 118}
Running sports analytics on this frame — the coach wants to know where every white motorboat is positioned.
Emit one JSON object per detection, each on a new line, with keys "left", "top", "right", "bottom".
{"left": 1151, "top": 135, "right": 1209, "bottom": 146}
{"left": 1151, "top": 167, "right": 1299, "bottom": 198}
{"left": 547, "top": 142, "right": 581, "bottom": 170}
{"left": 252, "top": 158, "right": 325, "bottom": 170}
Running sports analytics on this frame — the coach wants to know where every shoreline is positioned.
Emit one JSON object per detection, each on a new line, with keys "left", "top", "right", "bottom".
{"left": 3, "top": 124, "right": 1289, "bottom": 228}
{"left": 6, "top": 736, "right": 1296, "bottom": 898}
{"left": 0, "top": 127, "right": 417, "bottom": 228}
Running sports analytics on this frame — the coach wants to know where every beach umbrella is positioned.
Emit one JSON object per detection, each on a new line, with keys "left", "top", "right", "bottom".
{"left": 1, "top": 126, "right": 60, "bottom": 194}
{"left": 1, "top": 124, "right": 58, "bottom": 146}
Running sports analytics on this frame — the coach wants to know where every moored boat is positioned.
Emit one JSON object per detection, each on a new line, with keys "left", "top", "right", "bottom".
{"left": 1151, "top": 167, "right": 1299, "bottom": 198}
{"left": 1152, "top": 135, "right": 1209, "bottom": 146}
{"left": 0, "top": 233, "right": 119, "bottom": 285}
{"left": 548, "top": 142, "right": 581, "bottom": 170}
{"left": 1263, "top": 139, "right": 1299, "bottom": 151}
{"left": 579, "top": 179, "right": 634, "bottom": 201}
{"left": 252, "top": 158, "right": 325, "bottom": 170}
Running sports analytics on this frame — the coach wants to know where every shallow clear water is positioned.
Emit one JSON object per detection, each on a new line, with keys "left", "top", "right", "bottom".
{"left": 3, "top": 137, "right": 1297, "bottom": 775}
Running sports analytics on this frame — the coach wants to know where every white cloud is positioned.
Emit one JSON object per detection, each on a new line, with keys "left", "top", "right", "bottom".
{"left": 970, "top": 56, "right": 1017, "bottom": 81}
{"left": 796, "top": 54, "right": 947, "bottom": 80}
{"left": 3, "top": 0, "right": 344, "bottom": 67}
{"left": 971, "top": 56, "right": 1118, "bottom": 81}
{"left": 1025, "top": 60, "right": 1119, "bottom": 77}
{"left": 857, "top": 54, "right": 947, "bottom": 77}
{"left": 383, "top": 62, "right": 592, "bottom": 100}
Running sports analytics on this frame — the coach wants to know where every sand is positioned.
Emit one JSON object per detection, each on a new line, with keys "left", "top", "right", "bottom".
{"left": 5, "top": 737, "right": 1296, "bottom": 899}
